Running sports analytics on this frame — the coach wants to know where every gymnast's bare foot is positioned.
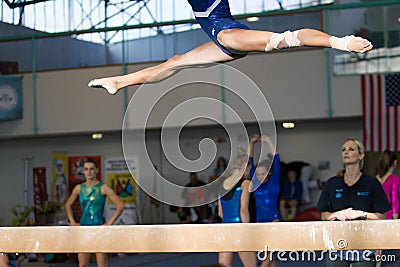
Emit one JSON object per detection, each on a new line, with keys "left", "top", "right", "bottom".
{"left": 347, "top": 36, "right": 373, "bottom": 53}
{"left": 330, "top": 35, "right": 373, "bottom": 53}
{"left": 88, "top": 78, "right": 119, "bottom": 95}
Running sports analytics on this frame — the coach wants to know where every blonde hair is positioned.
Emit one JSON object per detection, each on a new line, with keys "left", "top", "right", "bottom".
{"left": 337, "top": 138, "right": 365, "bottom": 177}
{"left": 232, "top": 147, "right": 248, "bottom": 170}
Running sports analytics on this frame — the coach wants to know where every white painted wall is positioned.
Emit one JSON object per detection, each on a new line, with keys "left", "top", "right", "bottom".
{"left": 0, "top": 49, "right": 363, "bottom": 137}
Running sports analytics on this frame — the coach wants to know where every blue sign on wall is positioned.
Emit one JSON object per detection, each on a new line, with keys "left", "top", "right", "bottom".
{"left": 0, "top": 76, "right": 22, "bottom": 120}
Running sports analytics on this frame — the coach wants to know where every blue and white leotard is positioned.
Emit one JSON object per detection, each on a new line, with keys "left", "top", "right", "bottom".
{"left": 187, "top": 0, "right": 249, "bottom": 56}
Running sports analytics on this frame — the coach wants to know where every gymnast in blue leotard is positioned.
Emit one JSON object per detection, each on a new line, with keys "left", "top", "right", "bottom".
{"left": 217, "top": 151, "right": 256, "bottom": 267}
{"left": 248, "top": 134, "right": 280, "bottom": 267}
{"left": 89, "top": 0, "right": 373, "bottom": 95}
{"left": 187, "top": 0, "right": 249, "bottom": 57}
{"left": 219, "top": 178, "right": 246, "bottom": 223}
{"left": 251, "top": 154, "right": 281, "bottom": 222}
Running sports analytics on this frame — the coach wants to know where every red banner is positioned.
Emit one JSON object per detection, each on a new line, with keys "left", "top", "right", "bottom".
{"left": 33, "top": 167, "right": 47, "bottom": 206}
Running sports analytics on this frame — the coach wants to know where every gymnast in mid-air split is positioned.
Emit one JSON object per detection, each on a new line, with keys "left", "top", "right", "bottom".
{"left": 88, "top": 0, "right": 373, "bottom": 95}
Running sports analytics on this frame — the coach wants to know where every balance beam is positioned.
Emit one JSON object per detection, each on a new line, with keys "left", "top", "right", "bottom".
{"left": 0, "top": 220, "right": 399, "bottom": 253}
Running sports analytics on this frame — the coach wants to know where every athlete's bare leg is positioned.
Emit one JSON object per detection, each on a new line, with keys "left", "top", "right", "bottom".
{"left": 217, "top": 28, "right": 372, "bottom": 53}
{"left": 89, "top": 28, "right": 372, "bottom": 95}
{"left": 77, "top": 253, "right": 91, "bottom": 267}
{"left": 238, "top": 251, "right": 257, "bottom": 267}
{"left": 95, "top": 253, "right": 108, "bottom": 267}
{"left": 0, "top": 254, "right": 10, "bottom": 267}
{"left": 88, "top": 42, "right": 235, "bottom": 94}
{"left": 260, "top": 252, "right": 277, "bottom": 267}
{"left": 219, "top": 252, "right": 234, "bottom": 266}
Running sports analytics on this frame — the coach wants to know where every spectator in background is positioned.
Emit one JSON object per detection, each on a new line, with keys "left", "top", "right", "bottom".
{"left": 182, "top": 172, "right": 207, "bottom": 205}
{"left": 376, "top": 150, "right": 399, "bottom": 220}
{"left": 299, "top": 163, "right": 312, "bottom": 206}
{"left": 169, "top": 205, "right": 198, "bottom": 223}
{"left": 208, "top": 157, "right": 228, "bottom": 222}
{"left": 375, "top": 151, "right": 400, "bottom": 267}
{"left": 278, "top": 161, "right": 288, "bottom": 218}
{"left": 182, "top": 172, "right": 209, "bottom": 222}
{"left": 287, "top": 161, "right": 313, "bottom": 206}
{"left": 207, "top": 174, "right": 222, "bottom": 223}
{"left": 209, "top": 157, "right": 228, "bottom": 185}
{"left": 317, "top": 138, "right": 390, "bottom": 267}
{"left": 280, "top": 168, "right": 303, "bottom": 221}
{"left": 214, "top": 157, "right": 227, "bottom": 178}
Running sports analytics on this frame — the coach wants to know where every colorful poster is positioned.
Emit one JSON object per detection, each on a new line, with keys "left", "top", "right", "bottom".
{"left": 33, "top": 167, "right": 47, "bottom": 206}
{"left": 51, "top": 152, "right": 68, "bottom": 205}
{"left": 107, "top": 172, "right": 137, "bottom": 205}
{"left": 104, "top": 157, "right": 140, "bottom": 225}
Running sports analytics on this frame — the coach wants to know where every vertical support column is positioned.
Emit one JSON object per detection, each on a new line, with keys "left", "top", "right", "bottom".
{"left": 32, "top": 37, "right": 38, "bottom": 134}
{"left": 323, "top": 10, "right": 333, "bottom": 118}
{"left": 104, "top": 0, "right": 109, "bottom": 65}
{"left": 122, "top": 28, "right": 129, "bottom": 128}
{"left": 383, "top": 6, "right": 391, "bottom": 70}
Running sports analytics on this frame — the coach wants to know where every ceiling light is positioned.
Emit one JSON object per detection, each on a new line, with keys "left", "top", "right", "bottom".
{"left": 247, "top": 17, "right": 259, "bottom": 22}
{"left": 92, "top": 133, "right": 103, "bottom": 140}
{"left": 282, "top": 122, "right": 295, "bottom": 129}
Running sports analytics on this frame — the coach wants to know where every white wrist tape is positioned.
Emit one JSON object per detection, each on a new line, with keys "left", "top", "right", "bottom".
{"left": 329, "top": 35, "right": 358, "bottom": 52}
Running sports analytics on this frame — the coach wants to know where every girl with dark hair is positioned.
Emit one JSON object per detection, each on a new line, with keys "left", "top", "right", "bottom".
{"left": 376, "top": 150, "right": 399, "bottom": 219}
{"left": 214, "top": 157, "right": 227, "bottom": 177}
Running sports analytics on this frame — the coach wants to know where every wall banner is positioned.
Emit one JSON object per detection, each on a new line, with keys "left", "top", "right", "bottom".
{"left": 104, "top": 157, "right": 140, "bottom": 225}
{"left": 51, "top": 152, "right": 68, "bottom": 205}
{"left": 0, "top": 75, "right": 22, "bottom": 120}
{"left": 33, "top": 167, "right": 47, "bottom": 206}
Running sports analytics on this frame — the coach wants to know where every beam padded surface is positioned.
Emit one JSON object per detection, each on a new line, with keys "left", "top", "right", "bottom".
{"left": 0, "top": 220, "right": 399, "bottom": 253}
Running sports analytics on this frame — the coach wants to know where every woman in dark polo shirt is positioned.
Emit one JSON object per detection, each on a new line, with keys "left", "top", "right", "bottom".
{"left": 317, "top": 138, "right": 390, "bottom": 267}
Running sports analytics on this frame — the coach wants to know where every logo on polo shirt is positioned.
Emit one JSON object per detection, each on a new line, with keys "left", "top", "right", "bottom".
{"left": 335, "top": 189, "right": 343, "bottom": 199}
{"left": 357, "top": 192, "right": 369, "bottom": 196}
